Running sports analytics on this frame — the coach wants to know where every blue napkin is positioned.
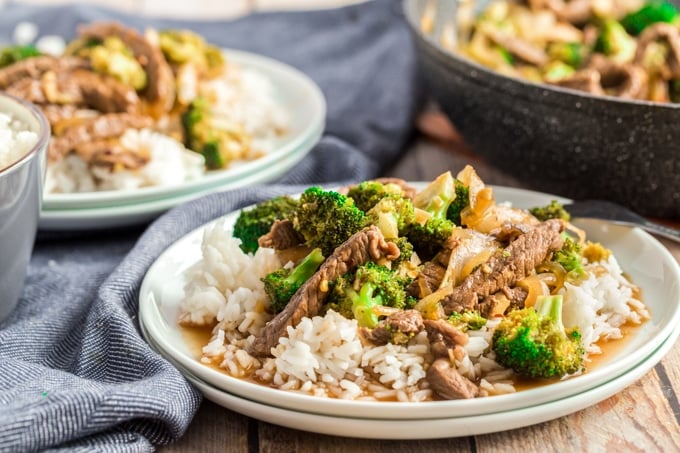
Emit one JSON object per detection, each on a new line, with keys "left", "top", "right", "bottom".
{"left": 0, "top": 0, "right": 423, "bottom": 451}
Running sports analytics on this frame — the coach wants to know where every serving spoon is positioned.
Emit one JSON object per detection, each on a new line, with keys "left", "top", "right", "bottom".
{"left": 564, "top": 199, "right": 680, "bottom": 244}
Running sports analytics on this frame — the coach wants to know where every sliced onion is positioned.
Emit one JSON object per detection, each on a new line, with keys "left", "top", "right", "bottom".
{"left": 413, "top": 285, "right": 453, "bottom": 320}
{"left": 516, "top": 274, "right": 550, "bottom": 308}
{"left": 536, "top": 261, "right": 567, "bottom": 292}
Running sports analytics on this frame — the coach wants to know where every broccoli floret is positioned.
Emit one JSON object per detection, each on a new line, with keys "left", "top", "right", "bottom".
{"left": 262, "top": 248, "right": 325, "bottom": 313}
{"left": 492, "top": 294, "right": 585, "bottom": 379}
{"left": 406, "top": 217, "right": 455, "bottom": 262}
{"left": 182, "top": 97, "right": 250, "bottom": 169}
{"left": 327, "top": 262, "right": 409, "bottom": 328}
{"left": 232, "top": 195, "right": 299, "bottom": 253}
{"left": 408, "top": 172, "right": 457, "bottom": 260}
{"left": 594, "top": 20, "right": 637, "bottom": 63}
{"left": 88, "top": 36, "right": 147, "bottom": 90}
{"left": 529, "top": 200, "right": 571, "bottom": 222}
{"left": 448, "top": 310, "right": 487, "bottom": 332}
{"left": 293, "top": 187, "right": 366, "bottom": 256}
{"left": 159, "top": 29, "right": 225, "bottom": 76}
{"left": 0, "top": 44, "right": 41, "bottom": 68}
{"left": 365, "top": 195, "right": 416, "bottom": 239}
{"left": 390, "top": 237, "right": 415, "bottom": 267}
{"left": 446, "top": 179, "right": 470, "bottom": 226}
{"left": 547, "top": 42, "right": 588, "bottom": 67}
{"left": 553, "top": 235, "right": 586, "bottom": 277}
{"left": 347, "top": 181, "right": 403, "bottom": 212}
{"left": 621, "top": 0, "right": 680, "bottom": 35}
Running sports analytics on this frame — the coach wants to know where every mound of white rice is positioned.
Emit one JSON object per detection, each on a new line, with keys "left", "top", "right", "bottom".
{"left": 180, "top": 223, "right": 649, "bottom": 401}
{"left": 45, "top": 128, "right": 205, "bottom": 193}
{"left": 0, "top": 112, "right": 38, "bottom": 170}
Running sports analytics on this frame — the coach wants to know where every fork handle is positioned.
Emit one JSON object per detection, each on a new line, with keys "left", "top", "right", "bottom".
{"left": 636, "top": 219, "right": 680, "bottom": 244}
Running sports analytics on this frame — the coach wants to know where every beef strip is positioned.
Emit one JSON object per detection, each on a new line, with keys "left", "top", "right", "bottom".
{"left": 49, "top": 112, "right": 153, "bottom": 162}
{"left": 0, "top": 56, "right": 88, "bottom": 89}
{"left": 406, "top": 261, "right": 446, "bottom": 299}
{"left": 5, "top": 68, "right": 140, "bottom": 114}
{"left": 635, "top": 23, "right": 680, "bottom": 80}
{"left": 362, "top": 309, "right": 425, "bottom": 346}
{"left": 423, "top": 319, "right": 468, "bottom": 359}
{"left": 427, "top": 358, "right": 479, "bottom": 400}
{"left": 440, "top": 219, "right": 565, "bottom": 314}
{"left": 544, "top": 0, "right": 592, "bottom": 25}
{"left": 489, "top": 222, "right": 534, "bottom": 244}
{"left": 485, "top": 29, "right": 549, "bottom": 66}
{"left": 78, "top": 22, "right": 175, "bottom": 114}
{"left": 553, "top": 56, "right": 648, "bottom": 99}
{"left": 258, "top": 219, "right": 305, "bottom": 250}
{"left": 248, "top": 225, "right": 401, "bottom": 356}
{"left": 77, "top": 139, "right": 149, "bottom": 170}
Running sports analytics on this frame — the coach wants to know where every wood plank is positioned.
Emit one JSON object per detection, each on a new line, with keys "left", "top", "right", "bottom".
{"left": 161, "top": 400, "right": 250, "bottom": 452}
{"left": 257, "top": 421, "right": 473, "bottom": 452}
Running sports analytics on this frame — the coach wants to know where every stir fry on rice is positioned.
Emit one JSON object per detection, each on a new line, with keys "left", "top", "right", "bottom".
{"left": 179, "top": 166, "right": 649, "bottom": 401}
{"left": 0, "top": 22, "right": 288, "bottom": 193}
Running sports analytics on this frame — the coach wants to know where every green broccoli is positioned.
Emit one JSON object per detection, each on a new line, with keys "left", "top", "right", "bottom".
{"left": 621, "top": 0, "right": 680, "bottom": 35}
{"left": 407, "top": 172, "right": 457, "bottom": 260}
{"left": 594, "top": 20, "right": 637, "bottom": 63}
{"left": 365, "top": 195, "right": 416, "bottom": 239}
{"left": 529, "top": 200, "right": 571, "bottom": 222}
{"left": 446, "top": 179, "right": 470, "bottom": 226}
{"left": 347, "top": 181, "right": 403, "bottom": 212}
{"left": 547, "top": 42, "right": 588, "bottom": 68}
{"left": 232, "top": 195, "right": 299, "bottom": 253}
{"left": 448, "top": 310, "right": 487, "bottom": 332}
{"left": 0, "top": 44, "right": 41, "bottom": 68}
{"left": 492, "top": 294, "right": 585, "bottom": 379}
{"left": 327, "top": 262, "right": 409, "bottom": 328}
{"left": 389, "top": 236, "right": 415, "bottom": 267}
{"left": 182, "top": 97, "right": 249, "bottom": 169}
{"left": 262, "top": 248, "right": 325, "bottom": 313}
{"left": 553, "top": 235, "right": 586, "bottom": 277}
{"left": 293, "top": 187, "right": 366, "bottom": 256}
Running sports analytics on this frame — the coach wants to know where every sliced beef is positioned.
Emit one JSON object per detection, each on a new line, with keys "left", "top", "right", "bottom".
{"left": 544, "top": 0, "right": 592, "bottom": 25}
{"left": 258, "top": 219, "right": 304, "bottom": 250}
{"left": 489, "top": 222, "right": 534, "bottom": 244}
{"left": 362, "top": 309, "right": 425, "bottom": 345}
{"left": 6, "top": 68, "right": 140, "bottom": 114}
{"left": 77, "top": 139, "right": 149, "bottom": 170}
{"left": 485, "top": 29, "right": 549, "bottom": 66}
{"left": 49, "top": 112, "right": 153, "bottom": 162}
{"left": 423, "top": 319, "right": 468, "bottom": 359}
{"left": 476, "top": 286, "right": 529, "bottom": 318}
{"left": 553, "top": 56, "right": 648, "bottom": 99}
{"left": 427, "top": 358, "right": 479, "bottom": 400}
{"left": 248, "top": 225, "right": 401, "bottom": 356}
{"left": 78, "top": 22, "right": 175, "bottom": 114}
{"left": 440, "top": 219, "right": 565, "bottom": 314}
{"left": 406, "top": 261, "right": 446, "bottom": 299}
{"left": 0, "top": 56, "right": 88, "bottom": 89}
{"left": 634, "top": 23, "right": 680, "bottom": 79}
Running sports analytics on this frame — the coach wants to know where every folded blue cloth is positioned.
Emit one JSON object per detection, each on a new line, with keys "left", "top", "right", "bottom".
{"left": 0, "top": 1, "right": 423, "bottom": 451}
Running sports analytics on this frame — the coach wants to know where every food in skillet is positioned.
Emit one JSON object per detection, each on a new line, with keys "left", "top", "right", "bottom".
{"left": 0, "top": 22, "right": 288, "bottom": 193}
{"left": 451, "top": 0, "right": 680, "bottom": 102}
{"left": 178, "top": 166, "right": 649, "bottom": 401}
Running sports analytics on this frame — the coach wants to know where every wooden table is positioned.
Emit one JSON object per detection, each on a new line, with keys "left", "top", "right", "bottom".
{"left": 161, "top": 117, "right": 680, "bottom": 452}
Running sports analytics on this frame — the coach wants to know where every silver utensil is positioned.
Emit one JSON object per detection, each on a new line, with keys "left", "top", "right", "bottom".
{"left": 565, "top": 200, "right": 680, "bottom": 244}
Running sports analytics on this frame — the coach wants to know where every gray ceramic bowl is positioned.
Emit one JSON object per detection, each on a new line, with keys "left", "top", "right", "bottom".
{"left": 0, "top": 93, "right": 49, "bottom": 322}
{"left": 404, "top": 0, "right": 680, "bottom": 218}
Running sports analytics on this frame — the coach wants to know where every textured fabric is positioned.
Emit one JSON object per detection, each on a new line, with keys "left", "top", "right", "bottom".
{"left": 0, "top": 1, "right": 423, "bottom": 451}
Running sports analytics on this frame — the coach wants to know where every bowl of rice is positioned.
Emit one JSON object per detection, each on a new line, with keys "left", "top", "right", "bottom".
{"left": 0, "top": 92, "right": 49, "bottom": 322}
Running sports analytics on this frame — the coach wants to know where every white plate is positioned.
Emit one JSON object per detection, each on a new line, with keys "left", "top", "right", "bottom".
{"left": 38, "top": 128, "right": 316, "bottom": 231}
{"left": 40, "top": 49, "right": 326, "bottom": 224}
{"left": 138, "top": 185, "right": 680, "bottom": 420}
{"left": 147, "top": 321, "right": 679, "bottom": 439}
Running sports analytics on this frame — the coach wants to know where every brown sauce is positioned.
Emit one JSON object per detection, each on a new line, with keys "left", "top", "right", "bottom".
{"left": 180, "top": 321, "right": 645, "bottom": 397}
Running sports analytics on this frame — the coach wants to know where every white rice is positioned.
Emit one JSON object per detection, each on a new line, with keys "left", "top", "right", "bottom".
{"left": 180, "top": 223, "right": 647, "bottom": 401}
{"left": 45, "top": 128, "right": 205, "bottom": 193}
{"left": 0, "top": 112, "right": 38, "bottom": 171}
